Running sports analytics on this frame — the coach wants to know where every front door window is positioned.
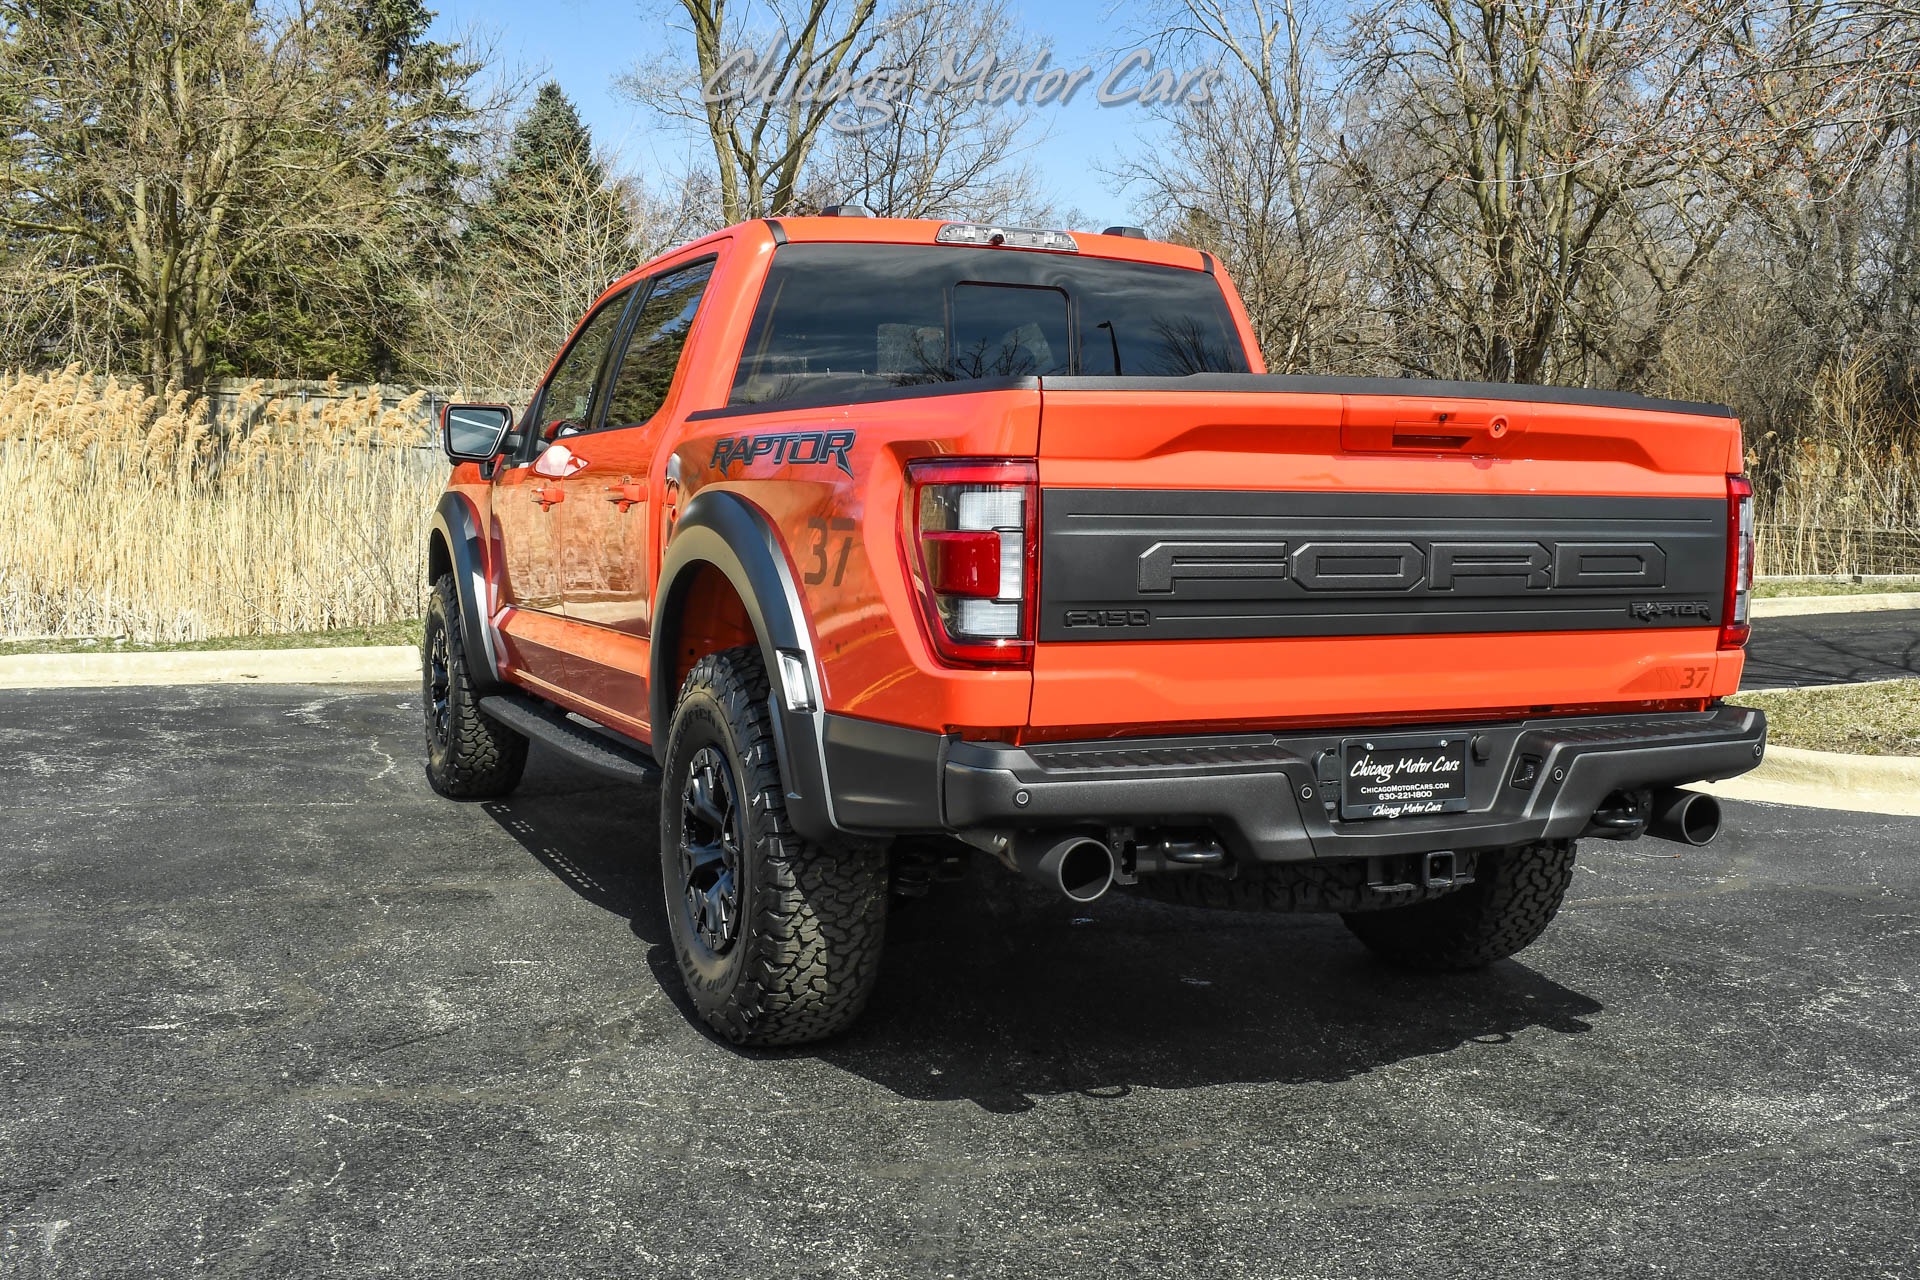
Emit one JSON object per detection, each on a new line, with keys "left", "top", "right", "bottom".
{"left": 563, "top": 259, "right": 716, "bottom": 635}
{"left": 498, "top": 289, "right": 633, "bottom": 616}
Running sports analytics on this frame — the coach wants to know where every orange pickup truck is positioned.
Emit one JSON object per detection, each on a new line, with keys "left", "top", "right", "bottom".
{"left": 424, "top": 214, "right": 1765, "bottom": 1045}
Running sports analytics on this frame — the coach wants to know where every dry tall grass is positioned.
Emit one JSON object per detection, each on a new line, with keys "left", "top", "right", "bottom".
{"left": 3, "top": 360, "right": 1915, "bottom": 644}
{"left": 1749, "top": 355, "right": 1920, "bottom": 576}
{"left": 0, "top": 367, "right": 443, "bottom": 641}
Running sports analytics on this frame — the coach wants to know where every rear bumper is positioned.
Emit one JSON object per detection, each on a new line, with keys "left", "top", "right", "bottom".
{"left": 801, "top": 705, "right": 1766, "bottom": 861}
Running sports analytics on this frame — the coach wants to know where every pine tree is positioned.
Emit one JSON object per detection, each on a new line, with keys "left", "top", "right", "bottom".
{"left": 209, "top": 0, "right": 479, "bottom": 381}
{"left": 470, "top": 82, "right": 634, "bottom": 259}
{"left": 425, "top": 81, "right": 645, "bottom": 389}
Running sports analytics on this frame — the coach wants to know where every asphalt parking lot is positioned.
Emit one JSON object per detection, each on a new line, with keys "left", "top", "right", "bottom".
{"left": 4, "top": 684, "right": 1918, "bottom": 1278}
{"left": 1743, "top": 608, "right": 1919, "bottom": 688}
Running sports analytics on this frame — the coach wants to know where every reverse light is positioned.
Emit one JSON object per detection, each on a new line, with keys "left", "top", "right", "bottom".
{"left": 904, "top": 459, "right": 1038, "bottom": 666}
{"left": 1721, "top": 474, "right": 1755, "bottom": 649}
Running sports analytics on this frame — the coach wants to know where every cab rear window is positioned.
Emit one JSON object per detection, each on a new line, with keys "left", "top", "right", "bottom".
{"left": 728, "top": 243, "right": 1249, "bottom": 407}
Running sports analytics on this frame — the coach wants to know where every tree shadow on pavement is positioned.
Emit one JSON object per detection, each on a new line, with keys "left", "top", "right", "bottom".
{"left": 484, "top": 755, "right": 1604, "bottom": 1114}
{"left": 1742, "top": 613, "right": 1920, "bottom": 688}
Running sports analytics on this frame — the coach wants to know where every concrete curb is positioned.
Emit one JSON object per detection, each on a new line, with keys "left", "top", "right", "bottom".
{"left": 0, "top": 646, "right": 418, "bottom": 689}
{"left": 1751, "top": 591, "right": 1920, "bottom": 618}
{"left": 1689, "top": 743, "right": 1920, "bottom": 817}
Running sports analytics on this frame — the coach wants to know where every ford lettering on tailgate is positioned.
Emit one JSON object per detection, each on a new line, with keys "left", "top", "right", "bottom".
{"left": 1135, "top": 538, "right": 1668, "bottom": 594}
{"left": 1039, "top": 489, "right": 1728, "bottom": 641}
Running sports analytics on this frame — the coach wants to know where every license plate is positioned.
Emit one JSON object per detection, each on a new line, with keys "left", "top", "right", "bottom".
{"left": 1340, "top": 736, "right": 1470, "bottom": 819}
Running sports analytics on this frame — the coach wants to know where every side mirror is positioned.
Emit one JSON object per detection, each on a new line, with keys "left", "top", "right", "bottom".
{"left": 442, "top": 404, "right": 513, "bottom": 463}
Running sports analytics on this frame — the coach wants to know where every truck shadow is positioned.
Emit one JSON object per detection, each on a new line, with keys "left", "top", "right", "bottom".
{"left": 483, "top": 756, "right": 1604, "bottom": 1114}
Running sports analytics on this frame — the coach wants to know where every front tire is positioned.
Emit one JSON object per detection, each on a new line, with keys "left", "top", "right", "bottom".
{"left": 422, "top": 575, "right": 527, "bottom": 799}
{"left": 1340, "top": 841, "right": 1578, "bottom": 970}
{"left": 660, "top": 646, "right": 887, "bottom": 1046}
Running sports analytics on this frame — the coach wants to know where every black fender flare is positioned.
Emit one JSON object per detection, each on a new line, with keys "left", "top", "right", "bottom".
{"left": 651, "top": 489, "right": 840, "bottom": 842}
{"left": 426, "top": 492, "right": 504, "bottom": 696}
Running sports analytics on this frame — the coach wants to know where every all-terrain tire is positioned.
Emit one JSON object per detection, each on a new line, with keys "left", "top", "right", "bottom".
{"left": 660, "top": 645, "right": 887, "bottom": 1047}
{"left": 422, "top": 575, "right": 527, "bottom": 799}
{"left": 1339, "top": 841, "right": 1578, "bottom": 970}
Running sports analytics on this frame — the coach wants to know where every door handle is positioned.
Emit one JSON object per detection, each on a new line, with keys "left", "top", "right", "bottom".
{"left": 531, "top": 485, "right": 564, "bottom": 510}
{"left": 605, "top": 477, "right": 646, "bottom": 511}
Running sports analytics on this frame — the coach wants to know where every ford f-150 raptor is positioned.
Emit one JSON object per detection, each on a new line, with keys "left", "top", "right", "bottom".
{"left": 423, "top": 214, "right": 1766, "bottom": 1046}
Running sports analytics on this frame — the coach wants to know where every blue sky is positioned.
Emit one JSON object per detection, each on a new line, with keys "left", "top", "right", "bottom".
{"left": 425, "top": 0, "right": 1191, "bottom": 226}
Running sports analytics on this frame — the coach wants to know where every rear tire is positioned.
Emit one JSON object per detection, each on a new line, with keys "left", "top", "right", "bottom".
{"left": 660, "top": 646, "right": 887, "bottom": 1046}
{"left": 1340, "top": 841, "right": 1578, "bottom": 970}
{"left": 422, "top": 575, "right": 527, "bottom": 799}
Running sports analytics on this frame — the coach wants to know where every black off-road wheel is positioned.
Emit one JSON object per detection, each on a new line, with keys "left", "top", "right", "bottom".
{"left": 422, "top": 575, "right": 527, "bottom": 799}
{"left": 660, "top": 646, "right": 887, "bottom": 1047}
{"left": 1340, "top": 841, "right": 1578, "bottom": 970}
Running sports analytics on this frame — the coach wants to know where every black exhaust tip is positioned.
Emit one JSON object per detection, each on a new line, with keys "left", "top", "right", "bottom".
{"left": 1013, "top": 834, "right": 1117, "bottom": 903}
{"left": 1647, "top": 788, "right": 1721, "bottom": 846}
{"left": 1055, "top": 839, "right": 1117, "bottom": 902}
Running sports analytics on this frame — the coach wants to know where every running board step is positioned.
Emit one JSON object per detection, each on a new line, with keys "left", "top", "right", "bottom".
{"left": 479, "top": 694, "right": 660, "bottom": 784}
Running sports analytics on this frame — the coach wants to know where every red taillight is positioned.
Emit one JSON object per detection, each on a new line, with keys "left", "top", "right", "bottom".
{"left": 903, "top": 459, "right": 1038, "bottom": 666}
{"left": 922, "top": 530, "right": 1003, "bottom": 597}
{"left": 1722, "top": 474, "right": 1754, "bottom": 649}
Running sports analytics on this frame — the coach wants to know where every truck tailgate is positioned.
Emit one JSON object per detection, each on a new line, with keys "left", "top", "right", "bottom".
{"left": 1030, "top": 380, "right": 1746, "bottom": 732}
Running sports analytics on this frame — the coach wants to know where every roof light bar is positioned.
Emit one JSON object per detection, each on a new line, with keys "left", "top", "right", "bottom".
{"left": 935, "top": 223, "right": 1079, "bottom": 253}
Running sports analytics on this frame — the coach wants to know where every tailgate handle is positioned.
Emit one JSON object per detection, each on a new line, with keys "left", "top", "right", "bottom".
{"left": 1342, "top": 412, "right": 1520, "bottom": 453}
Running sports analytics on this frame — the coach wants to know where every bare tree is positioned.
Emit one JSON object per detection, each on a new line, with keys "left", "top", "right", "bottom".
{"left": 412, "top": 153, "right": 706, "bottom": 395}
{"left": 1120, "top": 0, "right": 1363, "bottom": 370}
{"left": 619, "top": 0, "right": 890, "bottom": 221}
{"left": 809, "top": 0, "right": 1058, "bottom": 222}
{"left": 0, "top": 0, "right": 481, "bottom": 389}
{"left": 1329, "top": 0, "right": 1742, "bottom": 382}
